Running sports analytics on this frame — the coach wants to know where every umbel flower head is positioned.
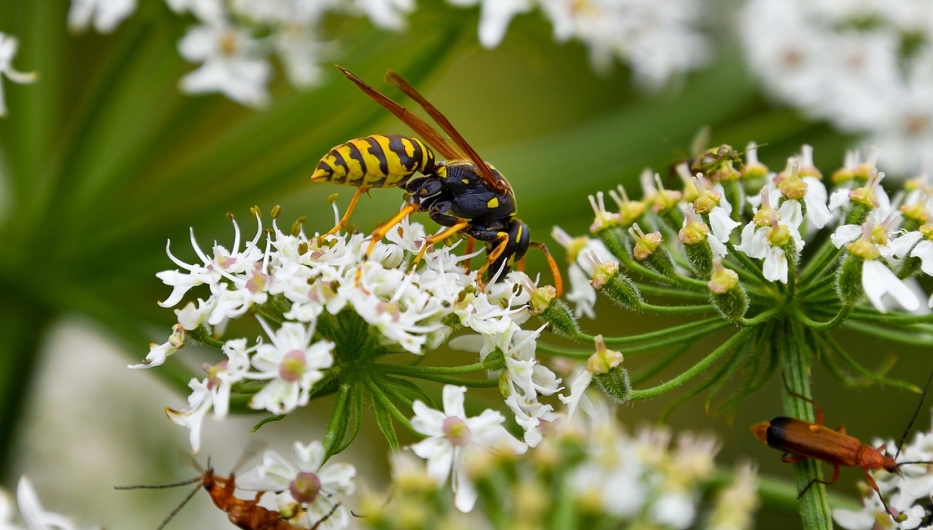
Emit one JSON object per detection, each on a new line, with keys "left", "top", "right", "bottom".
{"left": 138, "top": 204, "right": 561, "bottom": 460}
{"left": 547, "top": 143, "right": 933, "bottom": 420}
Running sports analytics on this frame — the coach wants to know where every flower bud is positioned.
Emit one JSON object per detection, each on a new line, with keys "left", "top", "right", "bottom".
{"left": 588, "top": 336, "right": 631, "bottom": 403}
{"left": 538, "top": 298, "right": 581, "bottom": 339}
{"left": 608, "top": 185, "right": 647, "bottom": 228}
{"left": 835, "top": 254, "right": 865, "bottom": 307}
{"left": 708, "top": 259, "right": 747, "bottom": 322}
{"left": 593, "top": 367, "right": 632, "bottom": 404}
{"left": 742, "top": 142, "right": 769, "bottom": 181}
{"left": 599, "top": 270, "right": 644, "bottom": 310}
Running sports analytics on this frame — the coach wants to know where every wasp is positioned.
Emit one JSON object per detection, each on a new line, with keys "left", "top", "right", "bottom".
{"left": 116, "top": 460, "right": 339, "bottom": 530}
{"left": 312, "top": 66, "right": 563, "bottom": 296}
{"left": 753, "top": 373, "right": 933, "bottom": 524}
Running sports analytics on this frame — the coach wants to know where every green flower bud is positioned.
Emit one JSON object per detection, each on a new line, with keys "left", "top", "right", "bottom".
{"left": 836, "top": 254, "right": 865, "bottom": 306}
{"left": 599, "top": 270, "right": 644, "bottom": 310}
{"left": 593, "top": 368, "right": 632, "bottom": 404}
{"left": 539, "top": 298, "right": 581, "bottom": 339}
{"left": 708, "top": 259, "right": 747, "bottom": 322}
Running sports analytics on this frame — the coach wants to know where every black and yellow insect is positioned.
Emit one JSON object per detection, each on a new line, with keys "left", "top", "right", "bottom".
{"left": 312, "top": 66, "right": 562, "bottom": 296}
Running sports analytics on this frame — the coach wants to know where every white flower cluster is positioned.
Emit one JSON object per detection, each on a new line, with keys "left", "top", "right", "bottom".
{"left": 0, "top": 477, "right": 98, "bottom": 530}
{"left": 67, "top": 0, "right": 416, "bottom": 106}
{"left": 833, "top": 417, "right": 933, "bottom": 529}
{"left": 557, "top": 145, "right": 933, "bottom": 319}
{"left": 65, "top": 0, "right": 710, "bottom": 108}
{"left": 139, "top": 209, "right": 560, "bottom": 453}
{"left": 740, "top": 0, "right": 933, "bottom": 174}
{"left": 452, "top": 0, "right": 711, "bottom": 87}
{"left": 235, "top": 441, "right": 357, "bottom": 530}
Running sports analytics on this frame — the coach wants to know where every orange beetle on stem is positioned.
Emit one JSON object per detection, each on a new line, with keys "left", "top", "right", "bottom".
{"left": 752, "top": 372, "right": 933, "bottom": 524}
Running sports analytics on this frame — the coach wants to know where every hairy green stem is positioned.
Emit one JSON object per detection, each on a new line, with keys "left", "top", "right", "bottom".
{"left": 779, "top": 321, "right": 832, "bottom": 530}
{"left": 628, "top": 328, "right": 751, "bottom": 400}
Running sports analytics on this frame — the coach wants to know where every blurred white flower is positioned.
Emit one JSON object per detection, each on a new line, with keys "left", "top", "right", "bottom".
{"left": 177, "top": 22, "right": 273, "bottom": 107}
{"left": 740, "top": 0, "right": 933, "bottom": 174}
{"left": 67, "top": 0, "right": 137, "bottom": 33}
{"left": 0, "top": 33, "right": 37, "bottom": 118}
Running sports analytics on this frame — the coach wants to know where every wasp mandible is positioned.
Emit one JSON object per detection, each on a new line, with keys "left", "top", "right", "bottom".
{"left": 311, "top": 66, "right": 563, "bottom": 296}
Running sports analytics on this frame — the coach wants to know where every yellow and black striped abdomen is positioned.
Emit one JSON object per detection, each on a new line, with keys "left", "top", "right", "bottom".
{"left": 311, "top": 134, "right": 435, "bottom": 189}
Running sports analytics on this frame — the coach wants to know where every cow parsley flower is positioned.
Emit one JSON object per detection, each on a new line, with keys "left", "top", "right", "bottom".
{"left": 410, "top": 385, "right": 528, "bottom": 512}
{"left": 237, "top": 441, "right": 355, "bottom": 529}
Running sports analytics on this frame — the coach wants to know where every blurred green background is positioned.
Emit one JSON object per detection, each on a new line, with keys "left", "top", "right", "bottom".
{"left": 1, "top": 1, "right": 931, "bottom": 528}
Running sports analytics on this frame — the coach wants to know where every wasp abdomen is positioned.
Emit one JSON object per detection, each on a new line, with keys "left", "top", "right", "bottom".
{"left": 311, "top": 134, "right": 435, "bottom": 189}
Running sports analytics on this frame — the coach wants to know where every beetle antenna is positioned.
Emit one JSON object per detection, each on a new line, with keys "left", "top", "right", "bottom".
{"left": 114, "top": 476, "right": 202, "bottom": 490}
{"left": 155, "top": 484, "right": 202, "bottom": 530}
{"left": 895, "top": 370, "right": 933, "bottom": 461}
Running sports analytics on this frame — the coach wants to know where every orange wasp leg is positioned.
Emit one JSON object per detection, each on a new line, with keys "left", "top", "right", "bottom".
{"left": 474, "top": 231, "right": 511, "bottom": 293}
{"left": 355, "top": 203, "right": 421, "bottom": 288}
{"left": 529, "top": 241, "right": 564, "bottom": 298}
{"left": 322, "top": 188, "right": 370, "bottom": 239}
{"left": 413, "top": 220, "right": 470, "bottom": 267}
{"left": 462, "top": 237, "right": 476, "bottom": 273}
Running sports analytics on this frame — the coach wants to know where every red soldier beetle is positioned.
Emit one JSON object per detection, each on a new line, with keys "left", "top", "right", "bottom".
{"left": 752, "top": 372, "right": 933, "bottom": 524}
{"left": 116, "top": 457, "right": 340, "bottom": 530}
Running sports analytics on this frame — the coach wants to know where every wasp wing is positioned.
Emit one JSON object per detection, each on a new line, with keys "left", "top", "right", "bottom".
{"left": 385, "top": 70, "right": 507, "bottom": 194}
{"left": 337, "top": 66, "right": 462, "bottom": 162}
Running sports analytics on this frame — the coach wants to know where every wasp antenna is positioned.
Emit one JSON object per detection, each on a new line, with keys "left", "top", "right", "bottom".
{"left": 156, "top": 484, "right": 202, "bottom": 530}
{"left": 895, "top": 370, "right": 933, "bottom": 461}
{"left": 114, "top": 476, "right": 202, "bottom": 490}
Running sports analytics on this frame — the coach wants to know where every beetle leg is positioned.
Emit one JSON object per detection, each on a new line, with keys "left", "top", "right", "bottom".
{"left": 797, "top": 464, "right": 839, "bottom": 499}
{"left": 322, "top": 187, "right": 369, "bottom": 239}
{"left": 781, "top": 372, "right": 825, "bottom": 426}
{"left": 863, "top": 468, "right": 899, "bottom": 522}
{"left": 781, "top": 452, "right": 807, "bottom": 464}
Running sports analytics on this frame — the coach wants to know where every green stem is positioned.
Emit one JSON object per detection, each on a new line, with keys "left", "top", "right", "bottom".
{"left": 374, "top": 359, "right": 490, "bottom": 376}
{"left": 798, "top": 240, "right": 844, "bottom": 286}
{"left": 844, "top": 308, "right": 933, "bottom": 325}
{"left": 634, "top": 283, "right": 710, "bottom": 301}
{"left": 363, "top": 373, "right": 415, "bottom": 433}
{"left": 736, "top": 307, "right": 781, "bottom": 327}
{"left": 632, "top": 301, "right": 715, "bottom": 315}
{"left": 793, "top": 306, "right": 851, "bottom": 331}
{"left": 779, "top": 321, "right": 832, "bottom": 530}
{"left": 840, "top": 320, "right": 933, "bottom": 346}
{"left": 0, "top": 290, "right": 55, "bottom": 479}
{"left": 321, "top": 383, "right": 353, "bottom": 458}
{"left": 628, "top": 328, "right": 751, "bottom": 400}
{"left": 541, "top": 320, "right": 730, "bottom": 358}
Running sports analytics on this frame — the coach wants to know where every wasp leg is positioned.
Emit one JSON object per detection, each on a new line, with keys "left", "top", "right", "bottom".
{"left": 529, "top": 241, "right": 564, "bottom": 298}
{"left": 356, "top": 203, "right": 421, "bottom": 289}
{"left": 413, "top": 220, "right": 470, "bottom": 266}
{"left": 474, "top": 232, "right": 510, "bottom": 291}
{"left": 322, "top": 188, "right": 369, "bottom": 239}
{"left": 462, "top": 237, "right": 476, "bottom": 273}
